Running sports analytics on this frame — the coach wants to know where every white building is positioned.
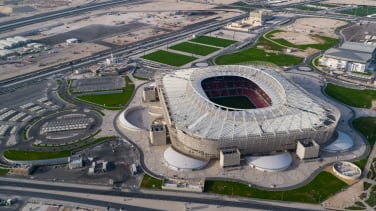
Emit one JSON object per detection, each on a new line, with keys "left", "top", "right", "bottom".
{"left": 296, "top": 140, "right": 320, "bottom": 160}
{"left": 0, "top": 49, "right": 14, "bottom": 58}
{"left": 319, "top": 42, "right": 376, "bottom": 73}
{"left": 219, "top": 148, "right": 240, "bottom": 167}
{"left": 143, "top": 86, "right": 156, "bottom": 102}
{"left": 242, "top": 9, "right": 273, "bottom": 26}
{"left": 150, "top": 124, "right": 166, "bottom": 145}
{"left": 68, "top": 155, "right": 83, "bottom": 169}
{"left": 66, "top": 38, "right": 79, "bottom": 45}
{"left": 225, "top": 9, "right": 273, "bottom": 31}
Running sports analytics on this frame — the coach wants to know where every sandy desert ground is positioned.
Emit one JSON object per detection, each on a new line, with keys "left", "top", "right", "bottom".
{"left": 324, "top": 0, "right": 376, "bottom": 6}
{"left": 269, "top": 18, "right": 347, "bottom": 57}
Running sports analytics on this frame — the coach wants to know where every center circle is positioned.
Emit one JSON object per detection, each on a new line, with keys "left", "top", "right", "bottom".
{"left": 201, "top": 76, "right": 272, "bottom": 109}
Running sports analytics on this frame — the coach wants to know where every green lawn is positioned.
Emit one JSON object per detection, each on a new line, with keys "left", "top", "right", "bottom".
{"left": 215, "top": 34, "right": 303, "bottom": 66}
{"left": 214, "top": 2, "right": 251, "bottom": 12}
{"left": 3, "top": 150, "right": 71, "bottom": 161}
{"left": 76, "top": 76, "right": 135, "bottom": 109}
{"left": 140, "top": 174, "right": 162, "bottom": 189}
{"left": 205, "top": 171, "right": 347, "bottom": 204}
{"left": 353, "top": 157, "right": 368, "bottom": 172}
{"left": 295, "top": 5, "right": 323, "bottom": 11}
{"left": 169, "top": 42, "right": 220, "bottom": 56}
{"left": 366, "top": 185, "right": 376, "bottom": 206}
{"left": 266, "top": 30, "right": 338, "bottom": 50}
{"left": 141, "top": 50, "right": 197, "bottom": 67}
{"left": 3, "top": 136, "right": 115, "bottom": 161}
{"left": 339, "top": 5, "right": 376, "bottom": 17}
{"left": 325, "top": 83, "right": 376, "bottom": 108}
{"left": 215, "top": 45, "right": 303, "bottom": 66}
{"left": 311, "top": 3, "right": 337, "bottom": 8}
{"left": 353, "top": 117, "right": 376, "bottom": 147}
{"left": 0, "top": 169, "right": 9, "bottom": 176}
{"left": 190, "top": 36, "right": 237, "bottom": 48}
{"left": 210, "top": 96, "right": 256, "bottom": 109}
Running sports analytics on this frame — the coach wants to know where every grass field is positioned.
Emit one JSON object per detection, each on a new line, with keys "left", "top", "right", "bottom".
{"left": 214, "top": 1, "right": 252, "bottom": 12}
{"left": 190, "top": 36, "right": 237, "bottom": 48}
{"left": 295, "top": 6, "right": 323, "bottom": 11}
{"left": 325, "top": 83, "right": 376, "bottom": 108}
{"left": 339, "top": 5, "right": 376, "bottom": 17}
{"left": 140, "top": 174, "right": 162, "bottom": 189}
{"left": 353, "top": 117, "right": 376, "bottom": 147}
{"left": 0, "top": 168, "right": 9, "bottom": 176}
{"left": 3, "top": 136, "right": 115, "bottom": 161}
{"left": 169, "top": 42, "right": 220, "bottom": 56}
{"left": 215, "top": 34, "right": 303, "bottom": 66}
{"left": 265, "top": 30, "right": 338, "bottom": 50}
{"left": 215, "top": 36, "right": 303, "bottom": 66}
{"left": 76, "top": 76, "right": 135, "bottom": 109}
{"left": 205, "top": 171, "right": 347, "bottom": 204}
{"left": 3, "top": 150, "right": 72, "bottom": 161}
{"left": 210, "top": 96, "right": 256, "bottom": 109}
{"left": 141, "top": 50, "right": 197, "bottom": 67}
{"left": 312, "top": 3, "right": 337, "bottom": 8}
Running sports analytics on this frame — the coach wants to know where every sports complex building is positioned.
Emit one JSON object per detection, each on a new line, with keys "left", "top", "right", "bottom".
{"left": 155, "top": 65, "right": 341, "bottom": 163}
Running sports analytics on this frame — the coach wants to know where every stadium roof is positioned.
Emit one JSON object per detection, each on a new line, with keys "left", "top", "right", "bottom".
{"left": 158, "top": 66, "right": 339, "bottom": 140}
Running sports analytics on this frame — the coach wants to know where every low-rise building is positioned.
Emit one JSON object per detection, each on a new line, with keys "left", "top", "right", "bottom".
{"left": 219, "top": 148, "right": 241, "bottom": 167}
{"left": 319, "top": 42, "right": 376, "bottom": 73}
{"left": 66, "top": 38, "right": 79, "bottom": 45}
{"left": 143, "top": 86, "right": 156, "bottom": 102}
{"left": 242, "top": 9, "right": 273, "bottom": 26}
{"left": 150, "top": 124, "right": 166, "bottom": 145}
{"left": 296, "top": 140, "right": 320, "bottom": 160}
{"left": 9, "top": 165, "right": 35, "bottom": 176}
{"left": 68, "top": 155, "right": 83, "bottom": 169}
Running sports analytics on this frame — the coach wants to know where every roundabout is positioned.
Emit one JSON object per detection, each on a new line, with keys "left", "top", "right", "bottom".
{"left": 27, "top": 109, "right": 102, "bottom": 146}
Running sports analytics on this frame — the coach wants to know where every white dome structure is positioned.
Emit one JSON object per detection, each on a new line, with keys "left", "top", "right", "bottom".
{"left": 245, "top": 152, "right": 293, "bottom": 172}
{"left": 164, "top": 146, "right": 208, "bottom": 171}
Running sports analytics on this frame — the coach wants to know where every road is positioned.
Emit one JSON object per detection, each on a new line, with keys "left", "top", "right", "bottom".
{"left": 0, "top": 13, "right": 247, "bottom": 90}
{"left": 0, "top": 178, "right": 321, "bottom": 211}
{"left": 0, "top": 0, "right": 144, "bottom": 34}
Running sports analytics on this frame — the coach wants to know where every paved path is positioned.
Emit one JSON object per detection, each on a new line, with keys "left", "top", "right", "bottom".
{"left": 115, "top": 71, "right": 368, "bottom": 193}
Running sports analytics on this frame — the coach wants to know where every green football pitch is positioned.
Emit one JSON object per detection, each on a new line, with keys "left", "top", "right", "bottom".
{"left": 210, "top": 96, "right": 255, "bottom": 109}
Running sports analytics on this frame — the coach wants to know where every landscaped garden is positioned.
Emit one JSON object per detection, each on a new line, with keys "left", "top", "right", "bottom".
{"left": 169, "top": 42, "right": 220, "bottom": 56}
{"left": 190, "top": 35, "right": 237, "bottom": 48}
{"left": 204, "top": 171, "right": 347, "bottom": 204}
{"left": 141, "top": 50, "right": 197, "bottom": 67}
{"left": 325, "top": 83, "right": 376, "bottom": 108}
{"left": 76, "top": 76, "right": 135, "bottom": 110}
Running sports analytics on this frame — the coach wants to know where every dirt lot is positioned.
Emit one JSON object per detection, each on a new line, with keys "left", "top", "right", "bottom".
{"left": 282, "top": 18, "right": 347, "bottom": 38}
{"left": 31, "top": 140, "right": 142, "bottom": 187}
{"left": 324, "top": 0, "right": 376, "bottom": 6}
{"left": 268, "top": 18, "right": 347, "bottom": 57}
{"left": 342, "top": 22, "right": 376, "bottom": 43}
{"left": 0, "top": 43, "right": 108, "bottom": 81}
{"left": 0, "top": 0, "right": 241, "bottom": 80}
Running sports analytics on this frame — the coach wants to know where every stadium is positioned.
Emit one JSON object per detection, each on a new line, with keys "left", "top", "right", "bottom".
{"left": 156, "top": 65, "right": 340, "bottom": 160}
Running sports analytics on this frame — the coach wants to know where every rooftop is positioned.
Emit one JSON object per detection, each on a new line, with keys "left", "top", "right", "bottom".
{"left": 323, "top": 42, "right": 376, "bottom": 63}
{"left": 158, "top": 66, "right": 339, "bottom": 140}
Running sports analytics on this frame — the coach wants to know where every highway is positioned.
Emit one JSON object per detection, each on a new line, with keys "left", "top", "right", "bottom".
{"left": 0, "top": 179, "right": 321, "bottom": 211}
{"left": 0, "top": 0, "right": 143, "bottom": 33}
{"left": 0, "top": 13, "right": 247, "bottom": 90}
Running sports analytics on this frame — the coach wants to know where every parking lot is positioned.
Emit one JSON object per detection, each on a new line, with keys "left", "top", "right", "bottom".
{"left": 71, "top": 76, "right": 125, "bottom": 93}
{"left": 32, "top": 140, "right": 142, "bottom": 188}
